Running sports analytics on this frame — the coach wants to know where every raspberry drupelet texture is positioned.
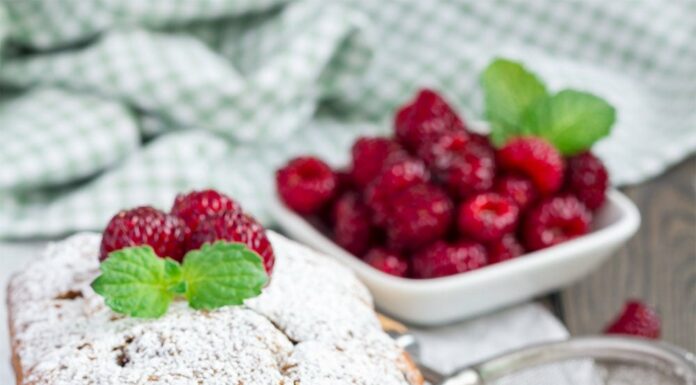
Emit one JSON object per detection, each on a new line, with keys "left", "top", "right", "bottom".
{"left": 457, "top": 193, "right": 519, "bottom": 242}
{"left": 186, "top": 211, "right": 275, "bottom": 273}
{"left": 331, "top": 192, "right": 374, "bottom": 257}
{"left": 394, "top": 88, "right": 466, "bottom": 152}
{"left": 487, "top": 234, "right": 524, "bottom": 264}
{"left": 411, "top": 240, "right": 487, "bottom": 279}
{"left": 385, "top": 184, "right": 454, "bottom": 251}
{"left": 523, "top": 195, "right": 591, "bottom": 251}
{"left": 605, "top": 300, "right": 661, "bottom": 339}
{"left": 494, "top": 174, "right": 537, "bottom": 212}
{"left": 565, "top": 151, "right": 609, "bottom": 210}
{"left": 497, "top": 137, "right": 565, "bottom": 196}
{"left": 364, "top": 157, "right": 430, "bottom": 226}
{"left": 171, "top": 189, "right": 241, "bottom": 234}
{"left": 350, "top": 137, "right": 408, "bottom": 188}
{"left": 363, "top": 248, "right": 409, "bottom": 277}
{"left": 100, "top": 206, "right": 187, "bottom": 262}
{"left": 276, "top": 156, "right": 338, "bottom": 215}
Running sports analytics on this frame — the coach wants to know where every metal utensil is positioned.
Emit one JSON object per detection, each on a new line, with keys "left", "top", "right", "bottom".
{"left": 388, "top": 330, "right": 696, "bottom": 385}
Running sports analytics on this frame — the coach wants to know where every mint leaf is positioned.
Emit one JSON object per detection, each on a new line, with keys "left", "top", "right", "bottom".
{"left": 91, "top": 247, "right": 183, "bottom": 318}
{"left": 182, "top": 241, "right": 268, "bottom": 310}
{"left": 481, "top": 58, "right": 548, "bottom": 146}
{"left": 521, "top": 90, "right": 616, "bottom": 155}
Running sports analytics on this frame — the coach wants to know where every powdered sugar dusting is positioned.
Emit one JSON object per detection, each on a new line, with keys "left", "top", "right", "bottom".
{"left": 8, "top": 232, "right": 417, "bottom": 384}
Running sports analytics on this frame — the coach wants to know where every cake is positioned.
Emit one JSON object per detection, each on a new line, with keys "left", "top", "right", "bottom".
{"left": 7, "top": 232, "right": 423, "bottom": 385}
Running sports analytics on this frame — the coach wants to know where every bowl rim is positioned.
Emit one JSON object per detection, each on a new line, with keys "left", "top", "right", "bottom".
{"left": 269, "top": 188, "right": 640, "bottom": 293}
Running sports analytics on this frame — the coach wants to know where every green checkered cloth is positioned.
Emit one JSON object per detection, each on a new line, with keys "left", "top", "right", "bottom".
{"left": 1, "top": 0, "right": 694, "bottom": 238}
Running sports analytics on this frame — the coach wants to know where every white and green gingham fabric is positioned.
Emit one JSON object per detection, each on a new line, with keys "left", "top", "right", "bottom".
{"left": 0, "top": 0, "right": 694, "bottom": 239}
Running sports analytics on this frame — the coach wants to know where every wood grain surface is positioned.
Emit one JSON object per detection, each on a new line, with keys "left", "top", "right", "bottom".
{"left": 560, "top": 155, "right": 696, "bottom": 351}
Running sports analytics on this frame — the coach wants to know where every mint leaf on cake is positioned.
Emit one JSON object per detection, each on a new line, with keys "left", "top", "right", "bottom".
{"left": 91, "top": 246, "right": 182, "bottom": 318}
{"left": 182, "top": 241, "right": 268, "bottom": 310}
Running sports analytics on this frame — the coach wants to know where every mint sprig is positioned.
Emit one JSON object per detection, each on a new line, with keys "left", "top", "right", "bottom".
{"left": 91, "top": 242, "right": 268, "bottom": 318}
{"left": 481, "top": 58, "right": 616, "bottom": 154}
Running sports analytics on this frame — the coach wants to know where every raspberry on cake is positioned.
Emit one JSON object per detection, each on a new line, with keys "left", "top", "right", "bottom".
{"left": 100, "top": 206, "right": 187, "bottom": 262}
{"left": 186, "top": 210, "right": 275, "bottom": 273}
{"left": 171, "top": 189, "right": 241, "bottom": 233}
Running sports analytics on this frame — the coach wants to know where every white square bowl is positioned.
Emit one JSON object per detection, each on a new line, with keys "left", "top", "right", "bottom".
{"left": 269, "top": 189, "right": 640, "bottom": 325}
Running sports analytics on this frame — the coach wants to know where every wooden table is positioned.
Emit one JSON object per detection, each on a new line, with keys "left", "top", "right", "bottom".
{"left": 557, "top": 155, "right": 696, "bottom": 352}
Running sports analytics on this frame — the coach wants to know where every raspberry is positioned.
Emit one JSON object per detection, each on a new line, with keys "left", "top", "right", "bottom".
{"left": 566, "top": 151, "right": 609, "bottom": 210}
{"left": 363, "top": 248, "right": 409, "bottom": 277}
{"left": 349, "top": 137, "right": 408, "bottom": 187}
{"left": 605, "top": 300, "right": 661, "bottom": 339}
{"left": 386, "top": 184, "right": 454, "bottom": 251}
{"left": 171, "top": 189, "right": 241, "bottom": 233}
{"left": 364, "top": 158, "right": 429, "bottom": 226}
{"left": 411, "top": 240, "right": 488, "bottom": 279}
{"left": 457, "top": 193, "right": 519, "bottom": 242}
{"left": 497, "top": 137, "right": 565, "bottom": 196}
{"left": 394, "top": 88, "right": 466, "bottom": 152}
{"left": 187, "top": 211, "right": 275, "bottom": 273}
{"left": 438, "top": 140, "right": 496, "bottom": 199}
{"left": 416, "top": 131, "right": 471, "bottom": 168}
{"left": 331, "top": 192, "right": 373, "bottom": 256}
{"left": 494, "top": 174, "right": 537, "bottom": 212}
{"left": 100, "top": 206, "right": 186, "bottom": 262}
{"left": 523, "top": 195, "right": 592, "bottom": 251}
{"left": 488, "top": 234, "right": 524, "bottom": 264}
{"left": 276, "top": 156, "right": 338, "bottom": 215}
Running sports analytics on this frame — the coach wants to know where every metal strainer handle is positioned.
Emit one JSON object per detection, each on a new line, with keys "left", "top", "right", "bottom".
{"left": 439, "top": 336, "right": 696, "bottom": 385}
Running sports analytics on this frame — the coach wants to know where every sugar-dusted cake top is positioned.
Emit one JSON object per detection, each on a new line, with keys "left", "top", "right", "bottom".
{"left": 8, "top": 232, "right": 419, "bottom": 385}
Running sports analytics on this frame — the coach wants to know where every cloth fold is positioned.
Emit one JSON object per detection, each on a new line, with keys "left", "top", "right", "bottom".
{"left": 1, "top": 0, "right": 695, "bottom": 239}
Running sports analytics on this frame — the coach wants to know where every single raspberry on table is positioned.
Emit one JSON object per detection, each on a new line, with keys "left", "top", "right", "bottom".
{"left": 363, "top": 248, "right": 409, "bottom": 277}
{"left": 349, "top": 137, "right": 408, "bottom": 188}
{"left": 457, "top": 193, "right": 520, "bottom": 242}
{"left": 186, "top": 211, "right": 275, "bottom": 273}
{"left": 523, "top": 195, "right": 592, "bottom": 251}
{"left": 171, "top": 189, "right": 241, "bottom": 234}
{"left": 276, "top": 156, "right": 338, "bottom": 215}
{"left": 331, "top": 192, "right": 374, "bottom": 257}
{"left": 394, "top": 88, "right": 466, "bottom": 152}
{"left": 487, "top": 234, "right": 524, "bottom": 264}
{"left": 605, "top": 300, "right": 661, "bottom": 339}
{"left": 566, "top": 151, "right": 609, "bottom": 210}
{"left": 100, "top": 206, "right": 187, "bottom": 262}
{"left": 411, "top": 240, "right": 488, "bottom": 279}
{"left": 497, "top": 137, "right": 565, "bottom": 196}
{"left": 494, "top": 174, "right": 537, "bottom": 212}
{"left": 386, "top": 184, "right": 454, "bottom": 251}
{"left": 364, "top": 157, "right": 430, "bottom": 226}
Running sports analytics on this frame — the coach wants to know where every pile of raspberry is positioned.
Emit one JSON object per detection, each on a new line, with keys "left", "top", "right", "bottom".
{"left": 100, "top": 189, "right": 275, "bottom": 273}
{"left": 276, "top": 89, "right": 609, "bottom": 279}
